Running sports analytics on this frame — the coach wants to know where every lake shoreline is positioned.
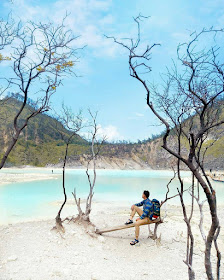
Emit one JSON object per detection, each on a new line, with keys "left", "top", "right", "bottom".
{"left": 1, "top": 165, "right": 181, "bottom": 171}
{"left": 1, "top": 168, "right": 223, "bottom": 226}
{"left": 0, "top": 172, "right": 60, "bottom": 186}
{"left": 0, "top": 167, "right": 192, "bottom": 186}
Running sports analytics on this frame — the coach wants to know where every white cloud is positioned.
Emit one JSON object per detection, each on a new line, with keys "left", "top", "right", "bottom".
{"left": 135, "top": 112, "right": 144, "bottom": 117}
{"left": 6, "top": 0, "right": 122, "bottom": 60}
{"left": 79, "top": 124, "right": 123, "bottom": 142}
{"left": 200, "top": 0, "right": 224, "bottom": 14}
{"left": 99, "top": 14, "right": 114, "bottom": 25}
{"left": 5, "top": 0, "right": 46, "bottom": 21}
{"left": 128, "top": 112, "right": 145, "bottom": 120}
{"left": 97, "top": 124, "right": 123, "bottom": 141}
{"left": 171, "top": 32, "right": 190, "bottom": 43}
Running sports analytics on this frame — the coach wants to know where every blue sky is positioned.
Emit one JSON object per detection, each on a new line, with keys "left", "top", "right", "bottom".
{"left": 1, "top": 0, "right": 224, "bottom": 141}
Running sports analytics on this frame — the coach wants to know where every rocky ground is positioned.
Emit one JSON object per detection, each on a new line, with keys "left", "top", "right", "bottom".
{"left": 0, "top": 202, "right": 223, "bottom": 280}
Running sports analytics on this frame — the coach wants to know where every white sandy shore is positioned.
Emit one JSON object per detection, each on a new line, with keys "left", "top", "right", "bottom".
{"left": 0, "top": 201, "right": 223, "bottom": 280}
{"left": 0, "top": 167, "right": 192, "bottom": 186}
{"left": 0, "top": 172, "right": 60, "bottom": 186}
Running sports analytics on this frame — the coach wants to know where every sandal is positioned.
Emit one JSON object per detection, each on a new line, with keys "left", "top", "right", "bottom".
{"left": 130, "top": 239, "right": 139, "bottom": 245}
{"left": 125, "top": 219, "right": 133, "bottom": 225}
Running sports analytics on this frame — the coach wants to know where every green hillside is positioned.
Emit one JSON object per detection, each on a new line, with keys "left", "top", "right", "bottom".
{"left": 0, "top": 97, "right": 90, "bottom": 166}
{"left": 0, "top": 97, "right": 224, "bottom": 169}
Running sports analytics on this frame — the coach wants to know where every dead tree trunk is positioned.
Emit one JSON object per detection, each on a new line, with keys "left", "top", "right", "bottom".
{"left": 53, "top": 106, "right": 83, "bottom": 231}
{"left": 73, "top": 111, "right": 104, "bottom": 225}
{"left": 55, "top": 143, "right": 69, "bottom": 231}
{"left": 84, "top": 126, "right": 97, "bottom": 222}
{"left": 108, "top": 18, "right": 223, "bottom": 279}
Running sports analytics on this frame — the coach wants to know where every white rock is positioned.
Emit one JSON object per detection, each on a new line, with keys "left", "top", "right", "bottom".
{"left": 7, "top": 256, "right": 18, "bottom": 262}
{"left": 91, "top": 273, "right": 100, "bottom": 280}
{"left": 98, "top": 236, "right": 105, "bottom": 243}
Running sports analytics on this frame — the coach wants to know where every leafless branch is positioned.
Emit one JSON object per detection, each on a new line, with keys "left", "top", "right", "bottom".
{"left": 54, "top": 105, "right": 83, "bottom": 230}
{"left": 108, "top": 19, "right": 223, "bottom": 279}
{"left": 0, "top": 18, "right": 81, "bottom": 169}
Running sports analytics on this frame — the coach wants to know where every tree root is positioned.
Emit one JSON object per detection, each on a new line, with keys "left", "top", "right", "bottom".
{"left": 51, "top": 215, "right": 65, "bottom": 234}
{"left": 69, "top": 214, "right": 97, "bottom": 238}
{"left": 54, "top": 214, "right": 97, "bottom": 238}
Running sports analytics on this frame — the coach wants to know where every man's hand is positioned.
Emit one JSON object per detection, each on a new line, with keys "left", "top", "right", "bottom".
{"left": 136, "top": 217, "right": 140, "bottom": 221}
{"left": 131, "top": 204, "right": 135, "bottom": 211}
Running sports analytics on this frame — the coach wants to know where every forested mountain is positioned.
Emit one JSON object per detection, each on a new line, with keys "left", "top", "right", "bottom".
{"left": 0, "top": 97, "right": 89, "bottom": 166}
{"left": 0, "top": 97, "right": 224, "bottom": 169}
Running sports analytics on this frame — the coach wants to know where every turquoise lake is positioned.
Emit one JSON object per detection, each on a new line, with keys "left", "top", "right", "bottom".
{"left": 0, "top": 169, "right": 224, "bottom": 224}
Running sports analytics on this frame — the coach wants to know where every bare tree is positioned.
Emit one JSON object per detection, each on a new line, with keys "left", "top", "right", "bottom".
{"left": 0, "top": 18, "right": 80, "bottom": 170}
{"left": 72, "top": 111, "right": 105, "bottom": 224}
{"left": 108, "top": 16, "right": 223, "bottom": 280}
{"left": 190, "top": 180, "right": 207, "bottom": 243}
{"left": 148, "top": 167, "right": 190, "bottom": 241}
{"left": 0, "top": 15, "right": 18, "bottom": 51}
{"left": 52, "top": 104, "right": 83, "bottom": 232}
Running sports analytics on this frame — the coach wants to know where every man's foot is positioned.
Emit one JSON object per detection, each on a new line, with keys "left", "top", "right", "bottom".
{"left": 125, "top": 219, "right": 133, "bottom": 225}
{"left": 130, "top": 239, "right": 139, "bottom": 245}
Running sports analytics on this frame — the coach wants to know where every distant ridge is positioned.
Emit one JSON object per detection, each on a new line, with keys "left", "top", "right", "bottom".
{"left": 0, "top": 97, "right": 224, "bottom": 170}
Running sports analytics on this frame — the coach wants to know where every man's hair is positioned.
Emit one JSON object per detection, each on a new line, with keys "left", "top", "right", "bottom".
{"left": 143, "top": 190, "right": 150, "bottom": 198}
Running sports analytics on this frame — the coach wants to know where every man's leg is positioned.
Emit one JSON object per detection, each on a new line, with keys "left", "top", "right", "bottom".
{"left": 135, "top": 217, "right": 150, "bottom": 240}
{"left": 130, "top": 206, "right": 143, "bottom": 220}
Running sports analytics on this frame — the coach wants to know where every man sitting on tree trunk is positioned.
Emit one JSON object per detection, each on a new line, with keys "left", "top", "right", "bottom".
{"left": 125, "top": 190, "right": 153, "bottom": 245}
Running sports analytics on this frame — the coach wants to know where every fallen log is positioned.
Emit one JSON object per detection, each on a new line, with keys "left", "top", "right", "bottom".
{"left": 95, "top": 218, "right": 161, "bottom": 234}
